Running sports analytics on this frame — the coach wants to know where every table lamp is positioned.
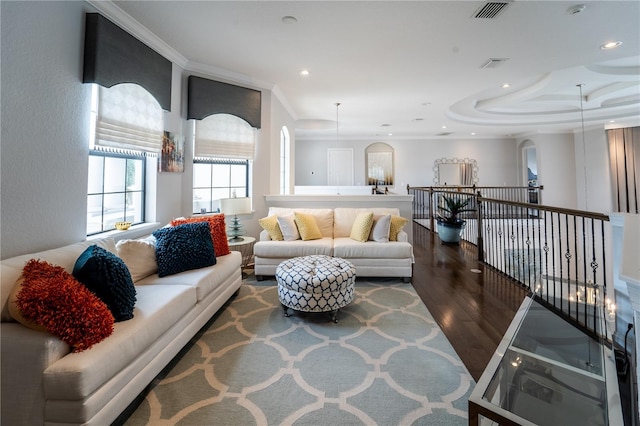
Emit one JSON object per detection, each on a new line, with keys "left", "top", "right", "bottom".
{"left": 220, "top": 197, "right": 252, "bottom": 242}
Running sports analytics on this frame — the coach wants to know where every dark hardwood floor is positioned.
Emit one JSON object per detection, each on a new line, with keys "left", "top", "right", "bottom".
{"left": 410, "top": 222, "right": 529, "bottom": 381}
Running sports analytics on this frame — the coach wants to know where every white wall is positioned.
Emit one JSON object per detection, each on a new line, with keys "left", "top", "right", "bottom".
{"left": 574, "top": 127, "right": 613, "bottom": 214}
{"left": 295, "top": 137, "right": 519, "bottom": 190}
{"left": 1, "top": 1, "right": 94, "bottom": 258}
{"left": 519, "top": 133, "right": 578, "bottom": 209}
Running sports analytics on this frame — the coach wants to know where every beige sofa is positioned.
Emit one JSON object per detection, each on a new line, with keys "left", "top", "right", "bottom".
{"left": 254, "top": 207, "right": 413, "bottom": 282}
{"left": 0, "top": 234, "right": 241, "bottom": 426}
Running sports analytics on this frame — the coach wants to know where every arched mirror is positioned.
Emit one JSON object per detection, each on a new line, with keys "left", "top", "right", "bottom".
{"left": 433, "top": 158, "right": 478, "bottom": 185}
{"left": 366, "top": 142, "right": 394, "bottom": 186}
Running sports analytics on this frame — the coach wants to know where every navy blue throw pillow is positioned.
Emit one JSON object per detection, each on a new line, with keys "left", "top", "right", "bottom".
{"left": 73, "top": 245, "right": 136, "bottom": 322}
{"left": 153, "top": 222, "right": 216, "bottom": 277}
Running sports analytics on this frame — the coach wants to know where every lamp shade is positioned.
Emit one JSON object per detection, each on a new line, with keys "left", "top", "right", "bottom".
{"left": 220, "top": 197, "right": 252, "bottom": 216}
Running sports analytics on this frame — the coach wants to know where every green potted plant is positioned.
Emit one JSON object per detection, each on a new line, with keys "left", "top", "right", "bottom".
{"left": 436, "top": 195, "right": 475, "bottom": 244}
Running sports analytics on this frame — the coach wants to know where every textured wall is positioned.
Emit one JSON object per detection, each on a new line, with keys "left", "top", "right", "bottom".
{"left": 1, "top": 1, "right": 92, "bottom": 259}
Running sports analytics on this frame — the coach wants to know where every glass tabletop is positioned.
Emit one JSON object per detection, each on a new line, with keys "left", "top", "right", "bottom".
{"left": 469, "top": 297, "right": 621, "bottom": 426}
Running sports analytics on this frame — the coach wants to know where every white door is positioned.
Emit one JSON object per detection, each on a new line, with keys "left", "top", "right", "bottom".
{"left": 328, "top": 148, "right": 354, "bottom": 187}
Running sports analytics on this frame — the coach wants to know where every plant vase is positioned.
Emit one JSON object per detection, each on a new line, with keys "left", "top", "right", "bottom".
{"left": 437, "top": 219, "right": 466, "bottom": 244}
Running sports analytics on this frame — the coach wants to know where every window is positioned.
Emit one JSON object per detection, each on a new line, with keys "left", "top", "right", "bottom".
{"left": 280, "top": 126, "right": 290, "bottom": 194}
{"left": 87, "top": 151, "right": 145, "bottom": 235}
{"left": 192, "top": 114, "right": 255, "bottom": 213}
{"left": 193, "top": 159, "right": 249, "bottom": 213}
{"left": 87, "top": 83, "right": 163, "bottom": 235}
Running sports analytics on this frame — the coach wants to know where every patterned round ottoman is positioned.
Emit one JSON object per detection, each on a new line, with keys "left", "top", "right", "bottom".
{"left": 276, "top": 255, "right": 356, "bottom": 323}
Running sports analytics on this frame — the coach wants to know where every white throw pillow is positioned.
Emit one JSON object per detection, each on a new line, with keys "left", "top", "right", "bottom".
{"left": 115, "top": 236, "right": 158, "bottom": 282}
{"left": 369, "top": 214, "right": 391, "bottom": 242}
{"left": 277, "top": 214, "right": 300, "bottom": 241}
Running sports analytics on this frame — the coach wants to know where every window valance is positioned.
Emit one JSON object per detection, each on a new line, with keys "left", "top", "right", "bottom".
{"left": 187, "top": 76, "right": 261, "bottom": 128}
{"left": 83, "top": 13, "right": 172, "bottom": 111}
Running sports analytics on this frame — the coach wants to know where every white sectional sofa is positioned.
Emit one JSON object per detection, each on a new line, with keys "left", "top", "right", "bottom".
{"left": 0, "top": 234, "right": 242, "bottom": 426}
{"left": 254, "top": 207, "right": 413, "bottom": 282}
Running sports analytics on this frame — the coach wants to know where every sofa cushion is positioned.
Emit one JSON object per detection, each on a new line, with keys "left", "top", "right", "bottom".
{"left": 390, "top": 215, "right": 409, "bottom": 241}
{"left": 269, "top": 207, "right": 334, "bottom": 238}
{"left": 115, "top": 236, "right": 158, "bottom": 282}
{"left": 136, "top": 251, "right": 241, "bottom": 302}
{"left": 333, "top": 237, "right": 414, "bottom": 259}
{"left": 11, "top": 259, "right": 114, "bottom": 352}
{"left": 350, "top": 212, "right": 374, "bottom": 242}
{"left": 253, "top": 238, "right": 334, "bottom": 258}
{"left": 171, "top": 214, "right": 231, "bottom": 256}
{"left": 42, "top": 284, "right": 197, "bottom": 400}
{"left": 277, "top": 213, "right": 300, "bottom": 241}
{"left": 369, "top": 214, "right": 391, "bottom": 242}
{"left": 258, "top": 215, "right": 283, "bottom": 241}
{"left": 153, "top": 222, "right": 216, "bottom": 277}
{"left": 73, "top": 245, "right": 137, "bottom": 322}
{"left": 294, "top": 212, "right": 323, "bottom": 241}
{"left": 1, "top": 238, "right": 117, "bottom": 323}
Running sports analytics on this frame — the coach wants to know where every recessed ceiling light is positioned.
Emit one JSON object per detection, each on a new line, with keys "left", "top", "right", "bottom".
{"left": 422, "top": 102, "right": 431, "bottom": 106}
{"left": 282, "top": 16, "right": 297, "bottom": 24}
{"left": 502, "top": 83, "right": 510, "bottom": 88}
{"left": 387, "top": 133, "right": 393, "bottom": 136}
{"left": 299, "top": 69, "right": 310, "bottom": 76}
{"left": 610, "top": 120, "right": 616, "bottom": 123}
{"left": 442, "top": 125, "right": 447, "bottom": 129}
{"left": 601, "top": 41, "right": 622, "bottom": 50}
{"left": 471, "top": 132, "right": 476, "bottom": 136}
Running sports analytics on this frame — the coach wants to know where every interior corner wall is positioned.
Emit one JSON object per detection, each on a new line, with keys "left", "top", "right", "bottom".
{"left": 247, "top": 91, "right": 296, "bottom": 238}
{"left": 154, "top": 62, "right": 186, "bottom": 226}
{"left": 1, "top": 1, "right": 95, "bottom": 259}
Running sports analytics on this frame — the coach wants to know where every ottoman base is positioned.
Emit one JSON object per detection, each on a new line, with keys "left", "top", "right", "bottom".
{"left": 281, "top": 303, "right": 342, "bottom": 323}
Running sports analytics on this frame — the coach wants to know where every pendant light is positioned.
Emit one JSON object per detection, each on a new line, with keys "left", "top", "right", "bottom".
{"left": 335, "top": 102, "right": 341, "bottom": 195}
{"left": 577, "top": 83, "right": 588, "bottom": 210}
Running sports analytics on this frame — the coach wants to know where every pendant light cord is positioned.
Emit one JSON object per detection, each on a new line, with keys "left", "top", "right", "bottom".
{"left": 335, "top": 102, "right": 341, "bottom": 195}
{"left": 578, "top": 84, "right": 588, "bottom": 211}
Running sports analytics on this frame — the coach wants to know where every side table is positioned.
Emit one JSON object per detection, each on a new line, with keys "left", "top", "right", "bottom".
{"left": 228, "top": 236, "right": 255, "bottom": 276}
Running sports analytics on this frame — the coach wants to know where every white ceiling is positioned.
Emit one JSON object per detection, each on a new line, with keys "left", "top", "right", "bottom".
{"left": 104, "top": 0, "right": 640, "bottom": 140}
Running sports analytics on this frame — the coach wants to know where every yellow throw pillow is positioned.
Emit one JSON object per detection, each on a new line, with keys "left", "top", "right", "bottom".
{"left": 350, "top": 212, "right": 374, "bottom": 242}
{"left": 294, "top": 212, "right": 323, "bottom": 241}
{"left": 258, "top": 215, "right": 283, "bottom": 241}
{"left": 389, "top": 215, "right": 409, "bottom": 241}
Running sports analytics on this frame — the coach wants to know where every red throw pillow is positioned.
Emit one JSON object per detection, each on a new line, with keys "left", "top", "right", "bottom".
{"left": 171, "top": 215, "right": 231, "bottom": 256}
{"left": 14, "top": 259, "right": 114, "bottom": 352}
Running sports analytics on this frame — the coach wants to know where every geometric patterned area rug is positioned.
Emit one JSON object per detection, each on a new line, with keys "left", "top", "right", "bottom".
{"left": 123, "top": 277, "right": 475, "bottom": 425}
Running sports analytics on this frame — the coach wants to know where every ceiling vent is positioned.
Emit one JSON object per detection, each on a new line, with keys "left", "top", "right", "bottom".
{"left": 436, "top": 132, "right": 453, "bottom": 137}
{"left": 473, "top": 2, "right": 511, "bottom": 19}
{"left": 480, "top": 58, "right": 509, "bottom": 69}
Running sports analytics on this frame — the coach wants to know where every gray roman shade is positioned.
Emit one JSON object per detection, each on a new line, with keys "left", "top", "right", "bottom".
{"left": 187, "top": 76, "right": 261, "bottom": 128}
{"left": 83, "top": 13, "right": 172, "bottom": 111}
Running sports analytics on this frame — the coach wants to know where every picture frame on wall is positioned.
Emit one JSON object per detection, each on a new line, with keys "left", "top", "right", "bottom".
{"left": 159, "top": 131, "right": 184, "bottom": 173}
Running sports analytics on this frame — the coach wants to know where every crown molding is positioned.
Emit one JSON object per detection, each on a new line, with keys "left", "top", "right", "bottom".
{"left": 86, "top": 0, "right": 189, "bottom": 68}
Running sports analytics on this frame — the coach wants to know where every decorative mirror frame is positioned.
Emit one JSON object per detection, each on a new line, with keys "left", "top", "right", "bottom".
{"left": 365, "top": 142, "right": 394, "bottom": 186}
{"left": 433, "top": 157, "right": 478, "bottom": 185}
